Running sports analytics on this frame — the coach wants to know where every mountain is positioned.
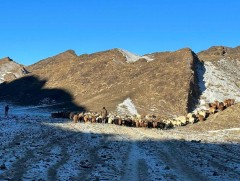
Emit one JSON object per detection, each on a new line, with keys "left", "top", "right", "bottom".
{"left": 198, "top": 46, "right": 240, "bottom": 62}
{"left": 196, "top": 46, "right": 240, "bottom": 110}
{"left": 0, "top": 57, "right": 26, "bottom": 83}
{"left": 1, "top": 45, "right": 238, "bottom": 117}
{"left": 17, "top": 48, "right": 199, "bottom": 117}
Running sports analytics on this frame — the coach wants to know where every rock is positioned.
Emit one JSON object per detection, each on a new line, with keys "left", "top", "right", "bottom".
{"left": 213, "top": 171, "right": 219, "bottom": 176}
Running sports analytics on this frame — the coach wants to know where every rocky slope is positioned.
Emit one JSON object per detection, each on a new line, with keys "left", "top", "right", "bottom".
{"left": 1, "top": 45, "right": 239, "bottom": 117}
{"left": 19, "top": 48, "right": 200, "bottom": 117}
{"left": 198, "top": 46, "right": 240, "bottom": 62}
{"left": 0, "top": 57, "right": 26, "bottom": 83}
{"left": 196, "top": 46, "right": 240, "bottom": 110}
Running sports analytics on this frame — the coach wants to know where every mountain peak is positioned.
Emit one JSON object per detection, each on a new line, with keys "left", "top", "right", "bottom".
{"left": 0, "top": 57, "right": 14, "bottom": 62}
{"left": 117, "top": 48, "right": 154, "bottom": 63}
{"left": 198, "top": 45, "right": 240, "bottom": 61}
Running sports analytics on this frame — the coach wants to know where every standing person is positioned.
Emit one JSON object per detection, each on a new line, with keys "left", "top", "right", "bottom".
{"left": 101, "top": 107, "right": 108, "bottom": 124}
{"left": 5, "top": 105, "right": 9, "bottom": 117}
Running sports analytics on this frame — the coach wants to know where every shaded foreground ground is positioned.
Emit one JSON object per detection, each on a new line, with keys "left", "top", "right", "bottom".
{"left": 0, "top": 114, "right": 240, "bottom": 181}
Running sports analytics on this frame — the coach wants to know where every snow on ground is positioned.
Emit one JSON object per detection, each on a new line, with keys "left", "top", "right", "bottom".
{"left": 118, "top": 49, "right": 154, "bottom": 63}
{"left": 0, "top": 103, "right": 239, "bottom": 180}
{"left": 196, "top": 59, "right": 240, "bottom": 110}
{"left": 116, "top": 97, "right": 139, "bottom": 116}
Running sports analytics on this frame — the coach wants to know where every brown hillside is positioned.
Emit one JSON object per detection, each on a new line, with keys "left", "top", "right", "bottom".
{"left": 179, "top": 103, "right": 240, "bottom": 133}
{"left": 0, "top": 57, "right": 25, "bottom": 82}
{"left": 198, "top": 46, "right": 240, "bottom": 62}
{"left": 24, "top": 48, "right": 200, "bottom": 116}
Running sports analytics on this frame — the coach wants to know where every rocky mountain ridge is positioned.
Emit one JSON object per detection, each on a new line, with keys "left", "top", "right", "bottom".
{"left": 0, "top": 45, "right": 239, "bottom": 117}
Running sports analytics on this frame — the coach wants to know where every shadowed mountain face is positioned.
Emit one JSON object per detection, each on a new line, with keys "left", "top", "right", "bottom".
{"left": 22, "top": 48, "right": 200, "bottom": 116}
{"left": 0, "top": 75, "right": 85, "bottom": 112}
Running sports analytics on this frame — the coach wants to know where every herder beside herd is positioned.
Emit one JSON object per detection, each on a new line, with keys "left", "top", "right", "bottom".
{"left": 51, "top": 98, "right": 236, "bottom": 130}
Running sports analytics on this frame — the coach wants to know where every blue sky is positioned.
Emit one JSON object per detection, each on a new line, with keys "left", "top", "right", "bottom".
{"left": 0, "top": 0, "right": 239, "bottom": 65}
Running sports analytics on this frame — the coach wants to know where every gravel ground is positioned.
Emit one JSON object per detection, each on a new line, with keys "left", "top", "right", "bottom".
{"left": 0, "top": 113, "right": 239, "bottom": 181}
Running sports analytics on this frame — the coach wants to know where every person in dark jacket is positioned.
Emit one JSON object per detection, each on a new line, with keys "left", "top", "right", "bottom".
{"left": 101, "top": 107, "right": 108, "bottom": 124}
{"left": 5, "top": 105, "right": 9, "bottom": 117}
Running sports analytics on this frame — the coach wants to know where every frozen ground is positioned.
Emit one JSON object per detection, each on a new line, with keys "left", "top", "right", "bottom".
{"left": 0, "top": 104, "right": 239, "bottom": 181}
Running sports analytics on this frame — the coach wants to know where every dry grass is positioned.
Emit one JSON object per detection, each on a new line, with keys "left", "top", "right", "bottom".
{"left": 26, "top": 48, "right": 198, "bottom": 116}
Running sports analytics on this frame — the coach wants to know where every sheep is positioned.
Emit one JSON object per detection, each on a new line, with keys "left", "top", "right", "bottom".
{"left": 198, "top": 110, "right": 207, "bottom": 119}
{"left": 142, "top": 121, "right": 148, "bottom": 128}
{"left": 135, "top": 120, "right": 140, "bottom": 128}
{"left": 132, "top": 120, "right": 136, "bottom": 127}
{"left": 197, "top": 114, "right": 205, "bottom": 122}
{"left": 187, "top": 116, "right": 196, "bottom": 124}
{"left": 152, "top": 121, "right": 158, "bottom": 129}
{"left": 69, "top": 112, "right": 75, "bottom": 120}
{"left": 175, "top": 116, "right": 187, "bottom": 126}
{"left": 187, "top": 113, "right": 194, "bottom": 119}
{"left": 230, "top": 99, "right": 235, "bottom": 106}
{"left": 209, "top": 103, "right": 217, "bottom": 109}
{"left": 78, "top": 113, "right": 84, "bottom": 122}
{"left": 84, "top": 115, "right": 89, "bottom": 123}
{"left": 108, "top": 115, "right": 115, "bottom": 124}
{"left": 73, "top": 114, "right": 79, "bottom": 123}
{"left": 214, "top": 101, "right": 220, "bottom": 108}
{"left": 96, "top": 115, "right": 102, "bottom": 123}
{"left": 218, "top": 102, "right": 225, "bottom": 111}
{"left": 91, "top": 115, "right": 97, "bottom": 123}
{"left": 157, "top": 121, "right": 166, "bottom": 129}
{"left": 162, "top": 119, "right": 173, "bottom": 129}
{"left": 209, "top": 107, "right": 216, "bottom": 114}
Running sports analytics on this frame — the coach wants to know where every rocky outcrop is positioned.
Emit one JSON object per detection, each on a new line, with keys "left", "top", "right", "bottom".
{"left": 0, "top": 57, "right": 26, "bottom": 83}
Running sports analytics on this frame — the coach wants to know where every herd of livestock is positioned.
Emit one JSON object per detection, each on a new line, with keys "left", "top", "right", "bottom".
{"left": 51, "top": 99, "right": 236, "bottom": 130}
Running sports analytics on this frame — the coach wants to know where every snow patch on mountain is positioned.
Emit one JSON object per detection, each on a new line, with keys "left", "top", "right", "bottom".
{"left": 116, "top": 98, "right": 139, "bottom": 116}
{"left": 0, "top": 61, "right": 23, "bottom": 83}
{"left": 196, "top": 59, "right": 240, "bottom": 110}
{"left": 118, "top": 49, "right": 154, "bottom": 63}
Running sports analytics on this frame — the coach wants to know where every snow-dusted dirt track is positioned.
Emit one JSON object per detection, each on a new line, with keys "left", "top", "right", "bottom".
{"left": 0, "top": 113, "right": 239, "bottom": 181}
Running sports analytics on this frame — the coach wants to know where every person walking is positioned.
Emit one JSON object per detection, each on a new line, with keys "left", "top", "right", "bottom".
{"left": 5, "top": 105, "right": 9, "bottom": 117}
{"left": 101, "top": 107, "right": 108, "bottom": 124}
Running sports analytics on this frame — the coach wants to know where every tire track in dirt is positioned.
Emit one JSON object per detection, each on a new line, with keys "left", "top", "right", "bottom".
{"left": 0, "top": 121, "right": 77, "bottom": 180}
{"left": 131, "top": 128, "right": 209, "bottom": 181}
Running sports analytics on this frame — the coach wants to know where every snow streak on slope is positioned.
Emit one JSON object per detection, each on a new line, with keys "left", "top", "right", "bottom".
{"left": 118, "top": 49, "right": 154, "bottom": 63}
{"left": 116, "top": 98, "right": 139, "bottom": 116}
{"left": 0, "top": 61, "right": 23, "bottom": 83}
{"left": 197, "top": 59, "right": 240, "bottom": 110}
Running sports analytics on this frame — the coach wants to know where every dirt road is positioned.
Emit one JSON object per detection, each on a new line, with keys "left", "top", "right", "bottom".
{"left": 0, "top": 115, "right": 239, "bottom": 180}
